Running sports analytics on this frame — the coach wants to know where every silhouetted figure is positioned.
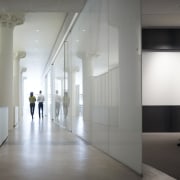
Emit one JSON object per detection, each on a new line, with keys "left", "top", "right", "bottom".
{"left": 29, "top": 92, "right": 36, "bottom": 119}
{"left": 55, "top": 90, "right": 61, "bottom": 119}
{"left": 63, "top": 92, "right": 70, "bottom": 119}
{"left": 37, "top": 90, "right": 45, "bottom": 119}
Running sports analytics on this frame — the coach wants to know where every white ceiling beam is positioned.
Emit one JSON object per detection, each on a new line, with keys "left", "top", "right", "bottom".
{"left": 0, "top": 0, "right": 87, "bottom": 12}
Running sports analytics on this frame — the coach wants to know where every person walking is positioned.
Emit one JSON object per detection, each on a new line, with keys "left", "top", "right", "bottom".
{"left": 29, "top": 92, "right": 36, "bottom": 120}
{"left": 55, "top": 90, "right": 61, "bottom": 119}
{"left": 37, "top": 90, "right": 45, "bottom": 119}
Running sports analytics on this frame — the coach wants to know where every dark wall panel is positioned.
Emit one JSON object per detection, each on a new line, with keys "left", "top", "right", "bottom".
{"left": 143, "top": 106, "right": 180, "bottom": 132}
{"left": 142, "top": 29, "right": 180, "bottom": 50}
{"left": 142, "top": 28, "right": 180, "bottom": 132}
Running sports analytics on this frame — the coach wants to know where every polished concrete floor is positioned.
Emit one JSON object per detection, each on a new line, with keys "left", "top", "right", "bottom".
{"left": 143, "top": 133, "right": 180, "bottom": 179}
{"left": 0, "top": 117, "right": 175, "bottom": 180}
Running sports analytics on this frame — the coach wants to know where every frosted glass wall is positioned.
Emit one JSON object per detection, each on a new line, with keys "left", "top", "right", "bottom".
{"left": 45, "top": 70, "right": 53, "bottom": 120}
{"left": 52, "top": 42, "right": 72, "bottom": 131}
{"left": 53, "top": 45, "right": 65, "bottom": 126}
{"left": 143, "top": 52, "right": 180, "bottom": 105}
{"left": 65, "top": 0, "right": 141, "bottom": 174}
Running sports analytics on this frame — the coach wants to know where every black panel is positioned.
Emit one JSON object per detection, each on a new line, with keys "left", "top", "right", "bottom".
{"left": 143, "top": 106, "right": 180, "bottom": 132}
{"left": 170, "top": 106, "right": 180, "bottom": 131}
{"left": 142, "top": 29, "right": 180, "bottom": 50}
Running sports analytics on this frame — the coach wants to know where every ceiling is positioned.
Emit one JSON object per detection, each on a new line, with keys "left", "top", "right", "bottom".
{"left": 1, "top": 0, "right": 180, "bottom": 83}
{"left": 14, "top": 12, "right": 66, "bottom": 81}
{"left": 0, "top": 0, "right": 86, "bottom": 12}
{"left": 142, "top": 0, "right": 180, "bottom": 27}
{"left": 0, "top": 0, "right": 86, "bottom": 83}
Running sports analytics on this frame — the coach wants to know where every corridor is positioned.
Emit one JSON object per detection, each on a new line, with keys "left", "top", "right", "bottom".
{"left": 0, "top": 117, "right": 175, "bottom": 180}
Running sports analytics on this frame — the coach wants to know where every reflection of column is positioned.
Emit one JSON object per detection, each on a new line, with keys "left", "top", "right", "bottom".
{"left": 64, "top": 41, "right": 70, "bottom": 129}
{"left": 71, "top": 66, "right": 79, "bottom": 118}
{"left": 14, "top": 51, "right": 26, "bottom": 125}
{"left": 60, "top": 78, "right": 64, "bottom": 96}
{"left": 51, "top": 65, "right": 55, "bottom": 120}
{"left": 20, "top": 67, "right": 27, "bottom": 121}
{"left": 82, "top": 55, "right": 92, "bottom": 122}
{"left": 0, "top": 13, "right": 24, "bottom": 129}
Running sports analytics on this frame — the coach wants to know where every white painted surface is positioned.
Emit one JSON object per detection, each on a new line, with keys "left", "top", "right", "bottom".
{"left": 142, "top": 52, "right": 180, "bottom": 105}
{"left": 66, "top": 0, "right": 142, "bottom": 174}
{"left": 0, "top": 107, "right": 8, "bottom": 146}
{"left": 0, "top": 22, "right": 14, "bottom": 129}
{"left": 14, "top": 106, "right": 19, "bottom": 127}
{"left": 109, "top": 0, "right": 142, "bottom": 174}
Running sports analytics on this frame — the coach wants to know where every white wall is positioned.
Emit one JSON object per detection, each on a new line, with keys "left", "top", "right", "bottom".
{"left": 65, "top": 0, "right": 142, "bottom": 174}
{"left": 143, "top": 52, "right": 180, "bottom": 105}
{"left": 0, "top": 107, "right": 8, "bottom": 146}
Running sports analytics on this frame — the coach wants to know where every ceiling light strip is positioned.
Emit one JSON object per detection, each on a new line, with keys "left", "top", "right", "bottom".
{"left": 42, "top": 12, "right": 79, "bottom": 78}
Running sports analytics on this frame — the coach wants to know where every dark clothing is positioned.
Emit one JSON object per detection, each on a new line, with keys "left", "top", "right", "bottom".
{"left": 38, "top": 102, "right": 43, "bottom": 119}
{"left": 30, "top": 103, "right": 35, "bottom": 119}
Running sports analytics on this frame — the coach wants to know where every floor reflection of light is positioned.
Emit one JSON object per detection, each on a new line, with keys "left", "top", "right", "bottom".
{"left": 46, "top": 120, "right": 52, "bottom": 145}
{"left": 21, "top": 113, "right": 52, "bottom": 155}
{"left": 77, "top": 115, "right": 84, "bottom": 136}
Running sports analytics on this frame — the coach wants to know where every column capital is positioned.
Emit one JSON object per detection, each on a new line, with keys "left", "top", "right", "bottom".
{"left": 0, "top": 13, "right": 24, "bottom": 27}
{"left": 16, "top": 51, "right": 26, "bottom": 60}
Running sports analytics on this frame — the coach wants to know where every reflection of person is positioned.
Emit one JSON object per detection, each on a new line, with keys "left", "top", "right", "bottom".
{"left": 55, "top": 90, "right": 61, "bottom": 119}
{"left": 63, "top": 92, "right": 70, "bottom": 119}
{"left": 29, "top": 92, "right": 36, "bottom": 119}
{"left": 37, "top": 90, "right": 45, "bottom": 119}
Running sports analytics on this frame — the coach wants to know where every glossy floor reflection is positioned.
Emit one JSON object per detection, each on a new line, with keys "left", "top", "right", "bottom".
{"left": 0, "top": 118, "right": 175, "bottom": 180}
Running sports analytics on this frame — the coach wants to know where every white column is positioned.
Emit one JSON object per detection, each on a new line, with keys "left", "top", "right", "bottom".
{"left": 0, "top": 13, "right": 24, "bottom": 129}
{"left": 13, "top": 51, "right": 26, "bottom": 126}
{"left": 20, "top": 67, "right": 27, "bottom": 121}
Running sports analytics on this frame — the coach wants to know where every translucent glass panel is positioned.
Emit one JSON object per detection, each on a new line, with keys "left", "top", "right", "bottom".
{"left": 45, "top": 70, "right": 52, "bottom": 120}
{"left": 108, "top": 0, "right": 141, "bottom": 174}
{"left": 66, "top": 32, "right": 83, "bottom": 134}
{"left": 53, "top": 44, "right": 65, "bottom": 127}
{"left": 63, "top": 41, "right": 72, "bottom": 130}
{"left": 61, "top": 0, "right": 141, "bottom": 174}
{"left": 52, "top": 41, "right": 72, "bottom": 131}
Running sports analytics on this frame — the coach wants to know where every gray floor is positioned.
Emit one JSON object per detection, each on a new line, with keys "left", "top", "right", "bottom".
{"left": 143, "top": 133, "right": 180, "bottom": 179}
{"left": 0, "top": 118, "right": 175, "bottom": 180}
